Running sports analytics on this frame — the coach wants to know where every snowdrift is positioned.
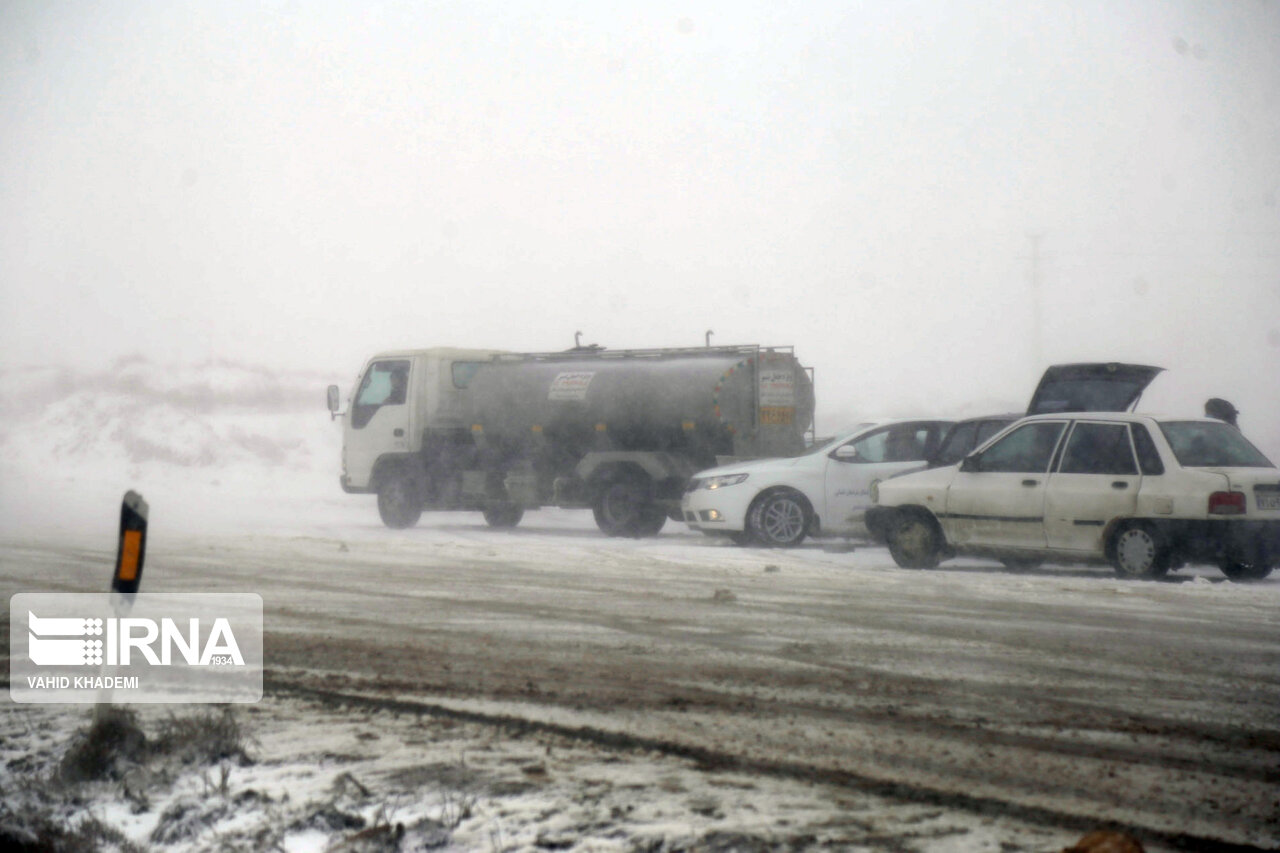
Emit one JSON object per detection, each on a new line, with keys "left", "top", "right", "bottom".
{"left": 0, "top": 356, "right": 351, "bottom": 537}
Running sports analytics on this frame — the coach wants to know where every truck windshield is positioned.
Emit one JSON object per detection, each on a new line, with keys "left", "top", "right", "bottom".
{"left": 1159, "top": 421, "right": 1274, "bottom": 468}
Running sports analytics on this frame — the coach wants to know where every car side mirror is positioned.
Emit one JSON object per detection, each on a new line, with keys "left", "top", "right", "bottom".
{"left": 959, "top": 454, "right": 980, "bottom": 473}
{"left": 833, "top": 444, "right": 859, "bottom": 462}
{"left": 326, "top": 385, "right": 341, "bottom": 420}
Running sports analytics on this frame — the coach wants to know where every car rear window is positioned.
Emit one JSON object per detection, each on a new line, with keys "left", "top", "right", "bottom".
{"left": 1158, "top": 421, "right": 1274, "bottom": 469}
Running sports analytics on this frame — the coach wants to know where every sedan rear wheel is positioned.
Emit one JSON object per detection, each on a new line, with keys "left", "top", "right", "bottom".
{"left": 1219, "top": 561, "right": 1272, "bottom": 581}
{"left": 1219, "top": 546, "right": 1274, "bottom": 582}
{"left": 1110, "top": 522, "right": 1171, "bottom": 579}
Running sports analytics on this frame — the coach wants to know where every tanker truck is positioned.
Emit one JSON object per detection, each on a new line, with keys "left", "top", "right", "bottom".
{"left": 326, "top": 343, "right": 815, "bottom": 536}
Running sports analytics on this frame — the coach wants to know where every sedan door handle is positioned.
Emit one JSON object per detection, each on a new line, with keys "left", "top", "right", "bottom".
{"left": 393, "top": 428, "right": 404, "bottom": 437}
{"left": 1111, "top": 481, "right": 1129, "bottom": 489}
{"left": 1021, "top": 479, "right": 1038, "bottom": 487}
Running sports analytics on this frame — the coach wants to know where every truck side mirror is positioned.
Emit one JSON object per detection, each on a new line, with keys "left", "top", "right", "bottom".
{"left": 326, "top": 385, "right": 341, "bottom": 420}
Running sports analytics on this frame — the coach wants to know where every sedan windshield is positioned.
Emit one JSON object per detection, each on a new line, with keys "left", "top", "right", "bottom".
{"left": 1159, "top": 421, "right": 1275, "bottom": 468}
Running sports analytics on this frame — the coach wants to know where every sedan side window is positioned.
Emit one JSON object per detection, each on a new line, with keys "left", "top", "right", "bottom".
{"left": 976, "top": 422, "right": 1066, "bottom": 473}
{"left": 844, "top": 424, "right": 933, "bottom": 464}
{"left": 1059, "top": 422, "right": 1138, "bottom": 475}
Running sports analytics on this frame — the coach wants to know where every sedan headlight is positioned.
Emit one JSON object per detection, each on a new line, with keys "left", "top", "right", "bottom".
{"left": 700, "top": 473, "right": 750, "bottom": 490}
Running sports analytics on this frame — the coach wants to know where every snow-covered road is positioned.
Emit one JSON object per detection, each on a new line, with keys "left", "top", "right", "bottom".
{"left": 3, "top": 508, "right": 1278, "bottom": 850}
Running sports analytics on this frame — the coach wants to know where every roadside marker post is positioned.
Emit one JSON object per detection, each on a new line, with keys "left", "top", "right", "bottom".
{"left": 97, "top": 491, "right": 148, "bottom": 715}
{"left": 112, "top": 490, "right": 149, "bottom": 597}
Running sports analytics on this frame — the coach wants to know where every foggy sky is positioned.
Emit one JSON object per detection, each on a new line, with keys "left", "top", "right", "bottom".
{"left": 2, "top": 1, "right": 1278, "bottom": 441}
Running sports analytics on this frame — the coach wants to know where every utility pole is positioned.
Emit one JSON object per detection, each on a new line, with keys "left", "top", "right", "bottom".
{"left": 1027, "top": 233, "right": 1044, "bottom": 371}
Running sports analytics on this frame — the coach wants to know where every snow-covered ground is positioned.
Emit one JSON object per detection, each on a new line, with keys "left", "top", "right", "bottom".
{"left": 3, "top": 695, "right": 1094, "bottom": 852}
{"left": 2, "top": 361, "right": 1278, "bottom": 852}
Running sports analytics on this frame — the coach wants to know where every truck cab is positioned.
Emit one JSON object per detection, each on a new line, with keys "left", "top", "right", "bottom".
{"left": 331, "top": 348, "right": 503, "bottom": 524}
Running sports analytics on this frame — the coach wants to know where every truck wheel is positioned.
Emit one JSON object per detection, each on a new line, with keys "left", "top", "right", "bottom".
{"left": 377, "top": 472, "right": 423, "bottom": 529}
{"left": 593, "top": 479, "right": 646, "bottom": 537}
{"left": 886, "top": 510, "right": 942, "bottom": 569}
{"left": 746, "top": 489, "right": 810, "bottom": 547}
{"left": 483, "top": 504, "right": 524, "bottom": 528}
{"left": 633, "top": 505, "right": 668, "bottom": 538}
{"left": 1109, "top": 522, "right": 1170, "bottom": 579}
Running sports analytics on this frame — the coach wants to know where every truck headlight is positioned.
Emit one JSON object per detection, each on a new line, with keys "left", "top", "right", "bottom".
{"left": 703, "top": 473, "right": 749, "bottom": 490}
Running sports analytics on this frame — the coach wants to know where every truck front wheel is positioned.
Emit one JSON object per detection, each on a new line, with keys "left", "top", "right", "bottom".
{"left": 377, "top": 472, "right": 424, "bottom": 529}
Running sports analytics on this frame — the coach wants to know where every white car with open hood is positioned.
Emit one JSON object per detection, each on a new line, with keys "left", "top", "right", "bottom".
{"left": 866, "top": 412, "right": 1280, "bottom": 581}
{"left": 681, "top": 419, "right": 952, "bottom": 547}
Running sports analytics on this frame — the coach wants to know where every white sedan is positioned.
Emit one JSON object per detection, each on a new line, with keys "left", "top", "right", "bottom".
{"left": 681, "top": 419, "right": 952, "bottom": 547}
{"left": 866, "top": 413, "right": 1280, "bottom": 580}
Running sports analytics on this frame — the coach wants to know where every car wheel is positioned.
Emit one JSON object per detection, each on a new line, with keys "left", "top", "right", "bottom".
{"left": 1218, "top": 548, "right": 1273, "bottom": 582}
{"left": 1110, "top": 522, "right": 1171, "bottom": 579}
{"left": 482, "top": 504, "right": 524, "bottom": 528}
{"left": 377, "top": 471, "right": 424, "bottom": 529}
{"left": 886, "top": 510, "right": 943, "bottom": 569}
{"left": 746, "top": 490, "right": 811, "bottom": 547}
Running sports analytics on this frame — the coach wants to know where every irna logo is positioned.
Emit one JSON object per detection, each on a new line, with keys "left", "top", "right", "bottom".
{"left": 27, "top": 612, "right": 245, "bottom": 667}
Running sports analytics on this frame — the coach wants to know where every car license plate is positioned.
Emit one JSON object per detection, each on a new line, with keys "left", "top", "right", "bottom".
{"left": 1258, "top": 494, "right": 1280, "bottom": 511}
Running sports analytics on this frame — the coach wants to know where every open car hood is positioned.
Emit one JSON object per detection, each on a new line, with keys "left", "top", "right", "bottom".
{"left": 1026, "top": 363, "right": 1164, "bottom": 415}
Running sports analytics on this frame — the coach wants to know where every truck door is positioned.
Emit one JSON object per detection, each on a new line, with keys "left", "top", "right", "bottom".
{"left": 1043, "top": 421, "right": 1141, "bottom": 552}
{"left": 343, "top": 358, "right": 414, "bottom": 489}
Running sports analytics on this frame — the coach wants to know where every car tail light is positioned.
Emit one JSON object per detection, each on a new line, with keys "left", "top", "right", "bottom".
{"left": 1208, "top": 491, "right": 1246, "bottom": 515}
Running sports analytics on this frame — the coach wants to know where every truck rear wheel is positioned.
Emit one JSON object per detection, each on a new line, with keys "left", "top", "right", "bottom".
{"left": 377, "top": 472, "right": 423, "bottom": 529}
{"left": 633, "top": 505, "right": 668, "bottom": 537}
{"left": 483, "top": 504, "right": 524, "bottom": 528}
{"left": 593, "top": 478, "right": 660, "bottom": 538}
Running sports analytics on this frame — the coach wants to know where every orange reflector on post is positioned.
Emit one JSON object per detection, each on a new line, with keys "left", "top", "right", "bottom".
{"left": 118, "top": 530, "right": 142, "bottom": 581}
{"left": 595, "top": 423, "right": 607, "bottom": 432}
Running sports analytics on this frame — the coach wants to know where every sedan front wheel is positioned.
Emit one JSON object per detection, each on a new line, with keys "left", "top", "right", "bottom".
{"left": 746, "top": 490, "right": 811, "bottom": 548}
{"left": 886, "top": 510, "right": 943, "bottom": 569}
